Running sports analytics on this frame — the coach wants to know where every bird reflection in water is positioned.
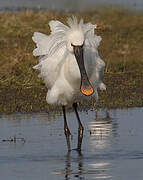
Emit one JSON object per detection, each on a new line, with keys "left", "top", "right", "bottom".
{"left": 89, "top": 110, "right": 117, "bottom": 149}
{"left": 63, "top": 150, "right": 111, "bottom": 180}
{"left": 64, "top": 151, "right": 84, "bottom": 180}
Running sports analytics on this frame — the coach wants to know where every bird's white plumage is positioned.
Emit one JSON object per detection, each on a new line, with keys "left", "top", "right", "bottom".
{"left": 32, "top": 17, "right": 106, "bottom": 105}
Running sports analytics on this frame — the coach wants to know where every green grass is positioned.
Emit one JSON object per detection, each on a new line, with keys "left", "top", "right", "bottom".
{"left": 0, "top": 8, "right": 143, "bottom": 113}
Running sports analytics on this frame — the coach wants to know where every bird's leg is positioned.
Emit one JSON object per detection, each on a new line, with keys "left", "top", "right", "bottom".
{"left": 62, "top": 106, "right": 71, "bottom": 151}
{"left": 73, "top": 103, "right": 84, "bottom": 151}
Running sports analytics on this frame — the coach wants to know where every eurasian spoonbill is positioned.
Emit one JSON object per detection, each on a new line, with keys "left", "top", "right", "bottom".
{"left": 32, "top": 16, "right": 106, "bottom": 152}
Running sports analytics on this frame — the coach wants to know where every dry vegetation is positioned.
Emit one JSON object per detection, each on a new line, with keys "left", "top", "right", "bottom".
{"left": 0, "top": 8, "right": 143, "bottom": 113}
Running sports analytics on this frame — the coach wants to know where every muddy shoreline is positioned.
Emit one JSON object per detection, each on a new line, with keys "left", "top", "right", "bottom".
{"left": 1, "top": 72, "right": 143, "bottom": 114}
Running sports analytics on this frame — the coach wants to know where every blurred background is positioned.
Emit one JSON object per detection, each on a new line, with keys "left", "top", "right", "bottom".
{"left": 0, "top": 0, "right": 143, "bottom": 12}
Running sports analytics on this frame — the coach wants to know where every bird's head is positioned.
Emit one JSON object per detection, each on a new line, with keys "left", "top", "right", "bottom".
{"left": 66, "top": 17, "right": 94, "bottom": 96}
{"left": 66, "top": 28, "right": 84, "bottom": 53}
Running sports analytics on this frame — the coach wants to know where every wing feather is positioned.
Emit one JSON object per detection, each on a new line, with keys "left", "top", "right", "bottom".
{"left": 49, "top": 20, "right": 69, "bottom": 33}
{"left": 32, "top": 32, "right": 50, "bottom": 56}
{"left": 32, "top": 20, "right": 68, "bottom": 57}
{"left": 84, "top": 23, "right": 106, "bottom": 91}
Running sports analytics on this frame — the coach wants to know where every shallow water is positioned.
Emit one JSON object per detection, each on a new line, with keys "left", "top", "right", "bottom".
{"left": 0, "top": 0, "right": 143, "bottom": 12}
{"left": 0, "top": 108, "right": 143, "bottom": 180}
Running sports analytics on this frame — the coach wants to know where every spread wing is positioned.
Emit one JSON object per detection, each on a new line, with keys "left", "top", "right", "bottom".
{"left": 84, "top": 23, "right": 106, "bottom": 90}
{"left": 32, "top": 20, "right": 68, "bottom": 89}
{"left": 32, "top": 20, "right": 68, "bottom": 57}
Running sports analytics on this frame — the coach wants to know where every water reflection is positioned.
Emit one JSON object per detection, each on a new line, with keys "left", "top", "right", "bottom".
{"left": 64, "top": 151, "right": 84, "bottom": 180}
{"left": 61, "top": 111, "right": 115, "bottom": 179}
{"left": 63, "top": 151, "right": 111, "bottom": 180}
{"left": 89, "top": 111, "right": 112, "bottom": 136}
{"left": 1, "top": 108, "right": 143, "bottom": 180}
{"left": 65, "top": 152, "right": 71, "bottom": 180}
{"left": 88, "top": 110, "right": 118, "bottom": 150}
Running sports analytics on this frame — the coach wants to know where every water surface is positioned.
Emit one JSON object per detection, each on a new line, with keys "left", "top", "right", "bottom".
{"left": 0, "top": 0, "right": 143, "bottom": 12}
{"left": 0, "top": 108, "right": 143, "bottom": 180}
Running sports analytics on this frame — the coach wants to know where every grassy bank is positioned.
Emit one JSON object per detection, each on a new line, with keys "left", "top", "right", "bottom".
{"left": 0, "top": 8, "right": 143, "bottom": 113}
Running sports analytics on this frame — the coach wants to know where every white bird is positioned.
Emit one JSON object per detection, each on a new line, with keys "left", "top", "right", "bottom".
{"left": 32, "top": 16, "right": 106, "bottom": 152}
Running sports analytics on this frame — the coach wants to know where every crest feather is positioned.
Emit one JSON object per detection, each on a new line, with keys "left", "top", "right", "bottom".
{"left": 67, "top": 16, "right": 83, "bottom": 29}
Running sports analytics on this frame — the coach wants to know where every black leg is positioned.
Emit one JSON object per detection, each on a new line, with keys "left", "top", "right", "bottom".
{"left": 73, "top": 103, "right": 84, "bottom": 151}
{"left": 62, "top": 106, "right": 71, "bottom": 151}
